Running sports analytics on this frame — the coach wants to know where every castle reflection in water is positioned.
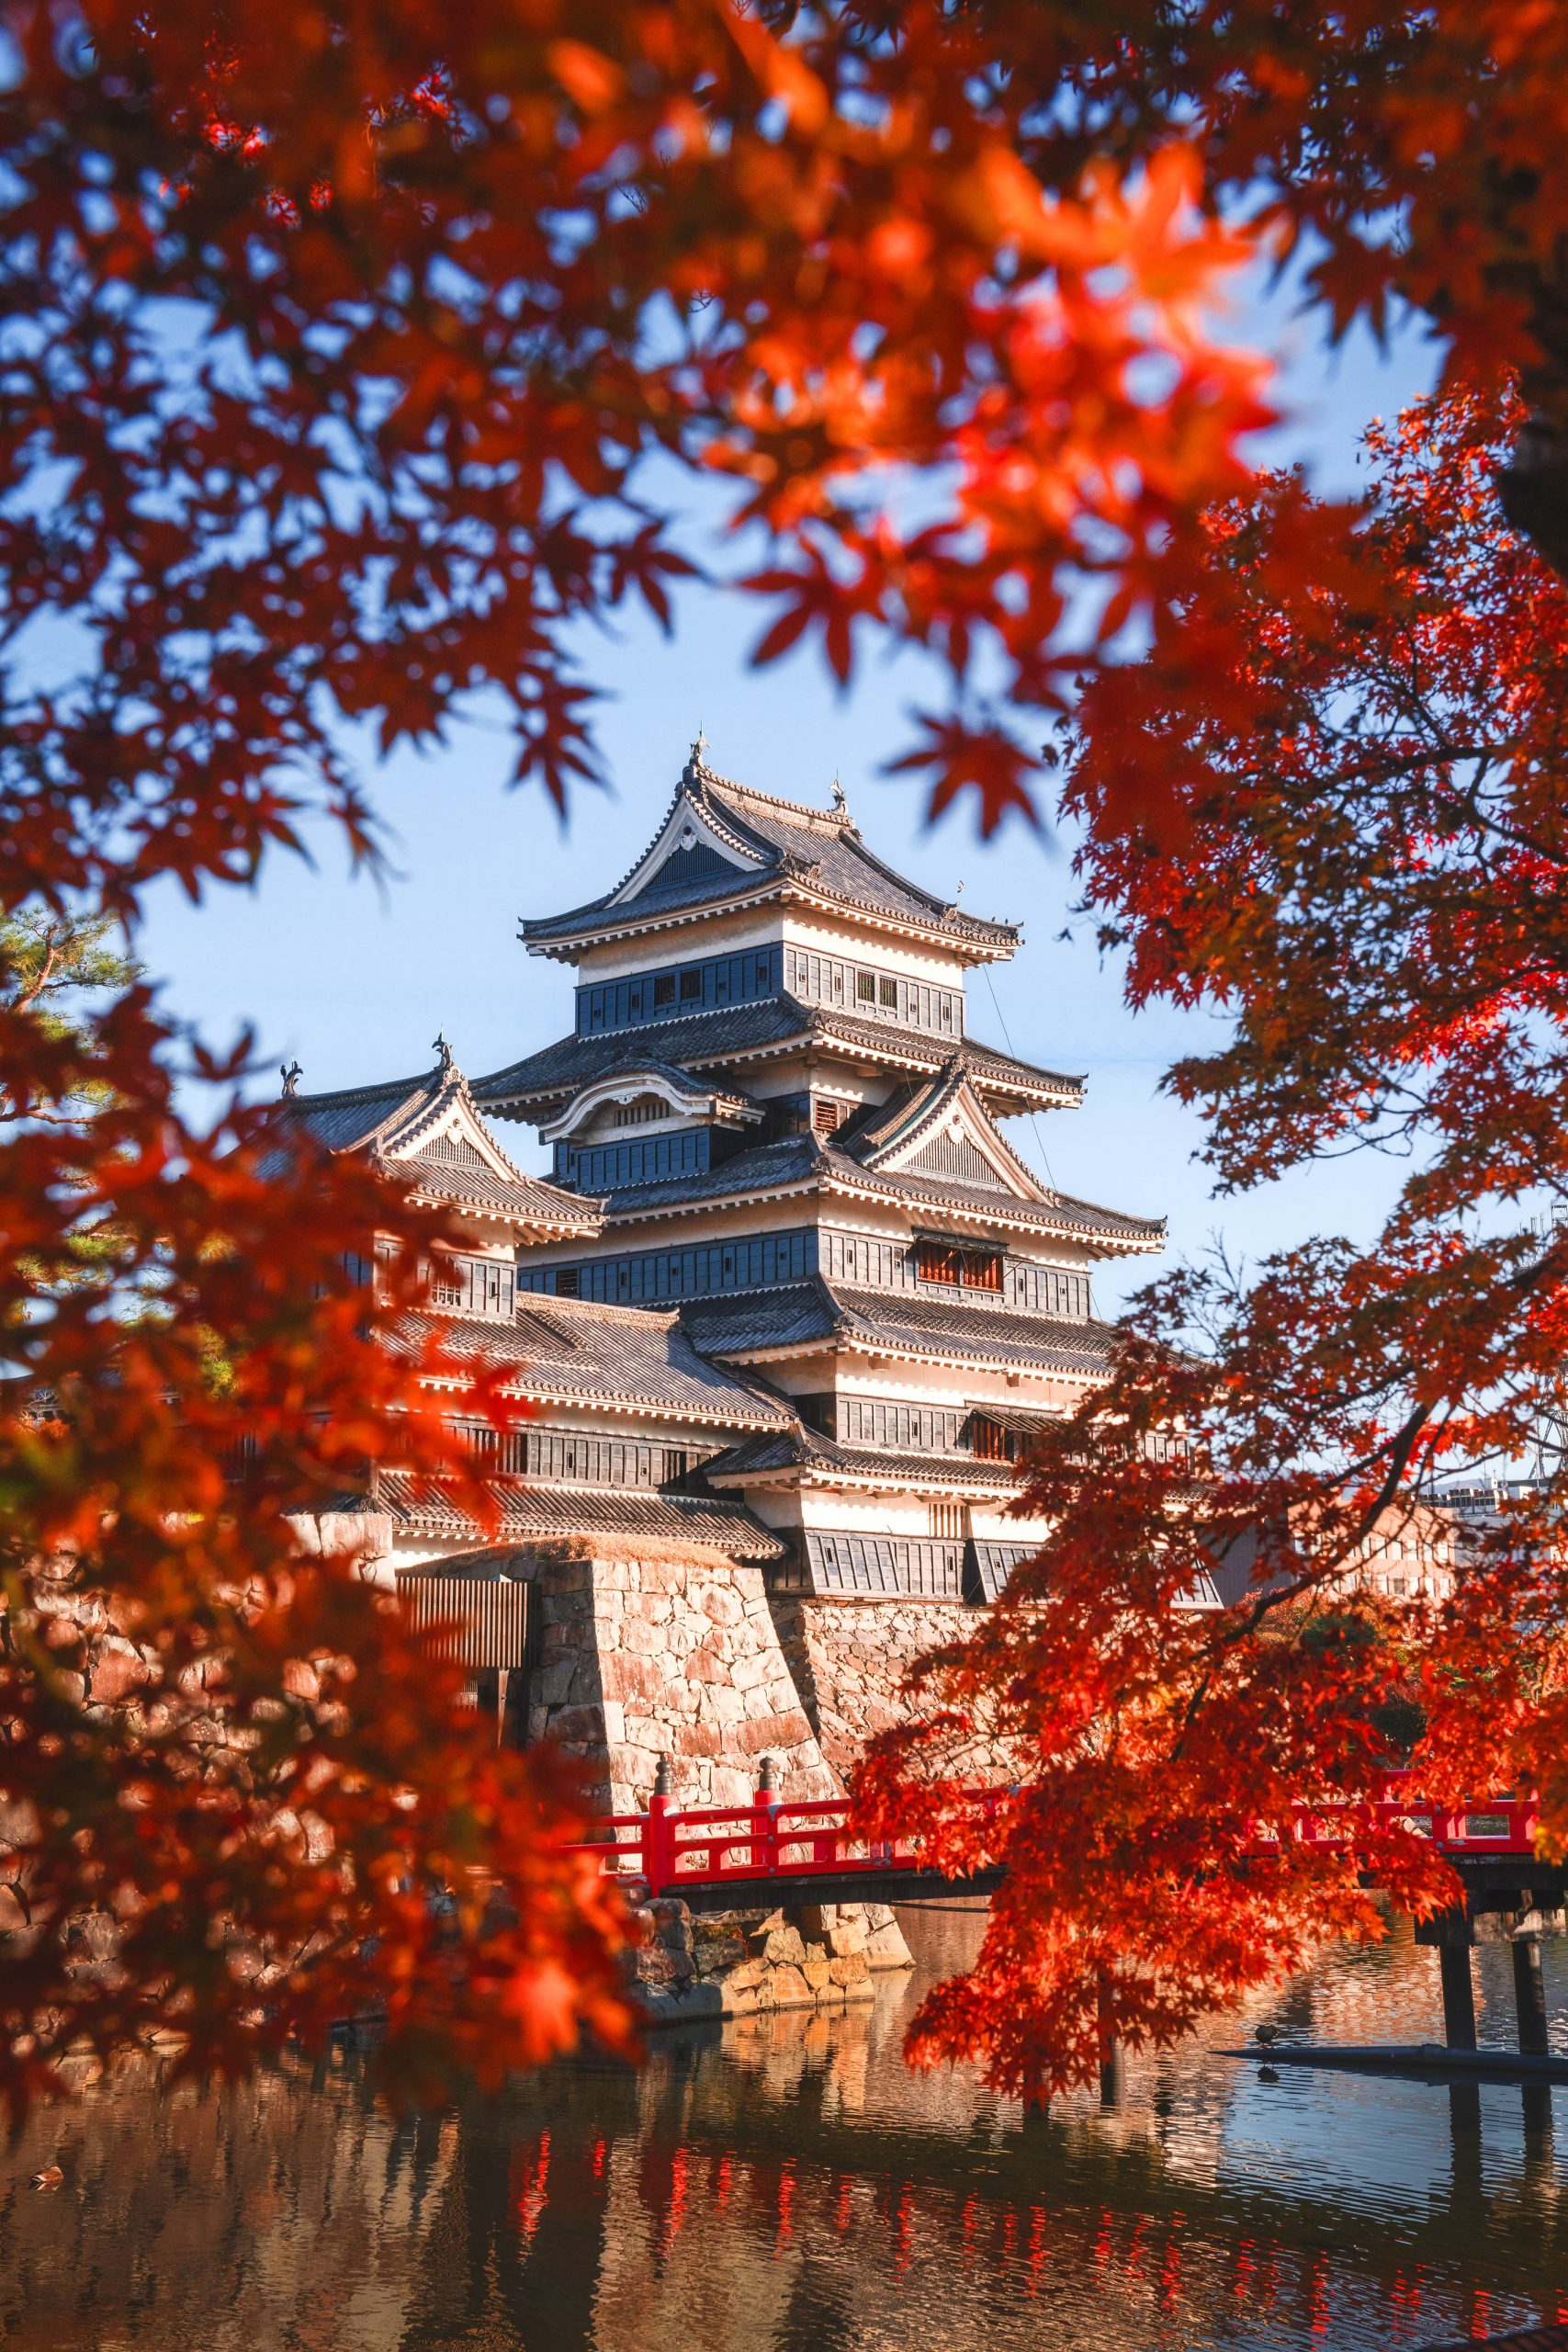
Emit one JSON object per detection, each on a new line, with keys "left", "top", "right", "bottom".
{"left": 3, "top": 1910, "right": 1565, "bottom": 2352}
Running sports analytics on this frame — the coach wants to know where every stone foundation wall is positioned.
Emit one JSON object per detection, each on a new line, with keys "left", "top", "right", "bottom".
{"left": 770, "top": 1594, "right": 992, "bottom": 1781}
{"left": 525, "top": 1544, "right": 840, "bottom": 1813}
{"left": 629, "top": 1896, "right": 912, "bottom": 2025}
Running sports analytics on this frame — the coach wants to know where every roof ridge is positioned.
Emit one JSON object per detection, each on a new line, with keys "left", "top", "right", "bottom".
{"left": 592, "top": 782, "right": 685, "bottom": 906}
{"left": 778, "top": 861, "right": 1016, "bottom": 943}
{"left": 519, "top": 1292, "right": 682, "bottom": 1329}
{"left": 283, "top": 1065, "right": 439, "bottom": 1113}
{"left": 702, "top": 771, "right": 850, "bottom": 834}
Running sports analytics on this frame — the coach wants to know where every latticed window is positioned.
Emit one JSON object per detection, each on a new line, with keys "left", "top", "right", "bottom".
{"left": 813, "top": 1096, "right": 851, "bottom": 1136}
{"left": 930, "top": 1499, "right": 966, "bottom": 1541}
{"left": 452, "top": 1421, "right": 528, "bottom": 1476}
{"left": 428, "top": 1252, "right": 514, "bottom": 1317}
{"left": 916, "top": 1239, "right": 962, "bottom": 1284}
{"left": 426, "top": 1131, "right": 485, "bottom": 1167}
{"left": 915, "top": 1239, "right": 1002, "bottom": 1291}
{"left": 970, "top": 1415, "right": 1010, "bottom": 1462}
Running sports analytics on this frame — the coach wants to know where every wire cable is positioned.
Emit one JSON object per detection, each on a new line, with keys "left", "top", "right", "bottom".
{"left": 982, "top": 965, "right": 1058, "bottom": 1193}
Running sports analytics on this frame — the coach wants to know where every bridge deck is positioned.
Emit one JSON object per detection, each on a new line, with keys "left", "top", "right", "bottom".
{"left": 565, "top": 1781, "right": 1560, "bottom": 1911}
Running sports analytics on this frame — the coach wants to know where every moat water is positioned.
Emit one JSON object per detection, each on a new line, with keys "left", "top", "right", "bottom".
{"left": 5, "top": 1908, "right": 1567, "bottom": 2351}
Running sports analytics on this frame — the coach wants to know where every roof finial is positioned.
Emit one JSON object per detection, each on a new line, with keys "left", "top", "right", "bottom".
{"left": 433, "top": 1029, "right": 454, "bottom": 1075}
{"left": 830, "top": 771, "right": 849, "bottom": 820}
{"left": 684, "top": 725, "right": 709, "bottom": 783}
{"left": 279, "top": 1058, "right": 302, "bottom": 1098}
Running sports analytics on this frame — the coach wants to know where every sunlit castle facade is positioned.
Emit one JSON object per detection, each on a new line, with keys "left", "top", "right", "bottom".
{"left": 470, "top": 742, "right": 1165, "bottom": 1605}
{"left": 276, "top": 743, "right": 1171, "bottom": 1796}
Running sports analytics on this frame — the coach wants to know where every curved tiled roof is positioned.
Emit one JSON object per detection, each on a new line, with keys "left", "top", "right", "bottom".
{"left": 521, "top": 759, "right": 1020, "bottom": 954}
{"left": 273, "top": 1059, "right": 597, "bottom": 1235}
{"left": 368, "top": 1468, "right": 784, "bottom": 1557}
{"left": 276, "top": 1068, "right": 441, "bottom": 1155}
{"left": 825, "top": 1160, "right": 1165, "bottom": 1250}
{"left": 680, "top": 1279, "right": 1119, "bottom": 1377}
{"left": 595, "top": 1133, "right": 820, "bottom": 1216}
{"left": 384, "top": 1296, "right": 794, "bottom": 1427}
{"left": 703, "top": 1426, "right": 1030, "bottom": 1494}
{"left": 567, "top": 1124, "right": 1162, "bottom": 1254}
{"left": 474, "top": 996, "right": 1079, "bottom": 1118}
{"left": 396, "top": 1150, "right": 600, "bottom": 1227}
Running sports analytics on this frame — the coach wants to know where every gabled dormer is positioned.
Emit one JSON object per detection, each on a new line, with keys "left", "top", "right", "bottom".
{"left": 852, "top": 1065, "right": 1053, "bottom": 1203}
{"left": 539, "top": 1062, "right": 762, "bottom": 1193}
{"left": 276, "top": 1040, "right": 599, "bottom": 1249}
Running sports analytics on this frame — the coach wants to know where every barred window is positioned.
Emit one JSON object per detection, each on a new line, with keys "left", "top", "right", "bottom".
{"left": 916, "top": 1239, "right": 962, "bottom": 1285}
{"left": 916, "top": 1240, "right": 1004, "bottom": 1291}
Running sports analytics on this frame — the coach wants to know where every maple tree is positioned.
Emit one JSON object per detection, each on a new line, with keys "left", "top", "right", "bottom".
{"left": 861, "top": 386, "right": 1568, "bottom": 2098}
{"left": 6, "top": 0, "right": 1568, "bottom": 2107}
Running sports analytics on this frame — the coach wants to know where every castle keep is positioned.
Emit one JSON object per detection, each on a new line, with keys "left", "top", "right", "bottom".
{"left": 281, "top": 746, "right": 1166, "bottom": 1807}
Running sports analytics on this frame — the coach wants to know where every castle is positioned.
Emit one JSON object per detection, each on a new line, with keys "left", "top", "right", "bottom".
{"left": 281, "top": 744, "right": 1167, "bottom": 1807}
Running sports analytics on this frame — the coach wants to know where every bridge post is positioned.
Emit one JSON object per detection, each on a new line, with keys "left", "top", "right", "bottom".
{"left": 1416, "top": 1907, "right": 1477, "bottom": 2050}
{"left": 1510, "top": 1903, "right": 1551, "bottom": 2057}
{"left": 752, "top": 1753, "right": 780, "bottom": 1879}
{"left": 645, "top": 1755, "right": 677, "bottom": 1895}
{"left": 1097, "top": 1971, "right": 1124, "bottom": 2109}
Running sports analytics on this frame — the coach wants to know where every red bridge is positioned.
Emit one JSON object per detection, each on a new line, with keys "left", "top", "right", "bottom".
{"left": 568, "top": 1767, "right": 1549, "bottom": 1916}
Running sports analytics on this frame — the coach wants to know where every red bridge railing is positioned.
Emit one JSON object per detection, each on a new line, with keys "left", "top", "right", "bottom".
{"left": 563, "top": 1772, "right": 1543, "bottom": 1898}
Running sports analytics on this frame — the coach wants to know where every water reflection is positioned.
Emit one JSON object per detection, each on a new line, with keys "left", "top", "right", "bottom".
{"left": 3, "top": 1908, "right": 1566, "bottom": 2350}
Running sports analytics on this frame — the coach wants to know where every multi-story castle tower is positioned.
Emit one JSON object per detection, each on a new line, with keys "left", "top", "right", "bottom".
{"left": 472, "top": 743, "right": 1163, "bottom": 1608}
{"left": 279, "top": 744, "right": 1168, "bottom": 1803}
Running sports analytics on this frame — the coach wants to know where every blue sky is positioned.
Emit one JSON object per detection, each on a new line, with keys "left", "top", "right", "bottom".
{"left": 139, "top": 280, "right": 1440, "bottom": 1315}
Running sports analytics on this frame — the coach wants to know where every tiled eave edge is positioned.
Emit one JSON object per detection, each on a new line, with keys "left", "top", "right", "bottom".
{"left": 590, "top": 1166, "right": 1161, "bottom": 1255}
{"left": 706, "top": 1329, "right": 1111, "bottom": 1381}
{"left": 706, "top": 1458, "right": 1028, "bottom": 1499}
{"left": 825, "top": 1168, "right": 1163, "bottom": 1252}
{"left": 408, "top": 1370, "right": 786, "bottom": 1432}
{"left": 401, "top": 1182, "right": 595, "bottom": 1240}
{"left": 385, "top": 1489, "right": 779, "bottom": 1554}
{"left": 522, "top": 877, "right": 1019, "bottom": 966}
{"left": 810, "top": 1029, "right": 1080, "bottom": 1109}
{"left": 478, "top": 1019, "right": 1082, "bottom": 1121}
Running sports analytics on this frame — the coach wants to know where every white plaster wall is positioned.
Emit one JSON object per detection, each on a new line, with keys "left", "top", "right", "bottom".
{"left": 795, "top": 1490, "right": 936, "bottom": 1537}
{"left": 572, "top": 907, "right": 783, "bottom": 984}
{"left": 780, "top": 909, "right": 984, "bottom": 985}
